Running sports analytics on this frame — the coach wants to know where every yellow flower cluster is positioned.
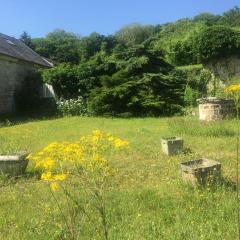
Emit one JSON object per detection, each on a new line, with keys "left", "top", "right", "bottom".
{"left": 28, "top": 130, "right": 129, "bottom": 191}
{"left": 41, "top": 172, "right": 67, "bottom": 181}
{"left": 225, "top": 84, "right": 240, "bottom": 92}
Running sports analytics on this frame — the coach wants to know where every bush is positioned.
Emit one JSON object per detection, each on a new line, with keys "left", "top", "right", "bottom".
{"left": 184, "top": 85, "right": 199, "bottom": 106}
{"left": 169, "top": 38, "right": 198, "bottom": 66}
{"left": 42, "top": 58, "right": 113, "bottom": 99}
{"left": 194, "top": 26, "right": 240, "bottom": 62}
{"left": 56, "top": 97, "right": 88, "bottom": 116}
{"left": 88, "top": 72, "right": 185, "bottom": 117}
{"left": 42, "top": 64, "right": 80, "bottom": 98}
{"left": 181, "top": 67, "right": 212, "bottom": 106}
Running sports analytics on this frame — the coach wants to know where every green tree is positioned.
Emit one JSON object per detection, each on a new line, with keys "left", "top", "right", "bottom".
{"left": 42, "top": 53, "right": 116, "bottom": 98}
{"left": 33, "top": 29, "right": 81, "bottom": 64}
{"left": 193, "top": 13, "right": 221, "bottom": 26}
{"left": 169, "top": 37, "right": 198, "bottom": 66}
{"left": 19, "top": 31, "right": 34, "bottom": 49}
{"left": 219, "top": 6, "right": 240, "bottom": 27}
{"left": 115, "top": 23, "right": 156, "bottom": 46}
{"left": 79, "top": 32, "right": 114, "bottom": 60}
{"left": 32, "top": 37, "right": 53, "bottom": 58}
{"left": 88, "top": 44, "right": 185, "bottom": 116}
{"left": 154, "top": 19, "right": 205, "bottom": 65}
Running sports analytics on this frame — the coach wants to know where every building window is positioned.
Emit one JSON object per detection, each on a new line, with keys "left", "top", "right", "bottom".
{"left": 41, "top": 83, "right": 55, "bottom": 99}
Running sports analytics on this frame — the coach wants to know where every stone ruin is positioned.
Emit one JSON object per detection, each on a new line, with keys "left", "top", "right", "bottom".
{"left": 198, "top": 97, "right": 235, "bottom": 121}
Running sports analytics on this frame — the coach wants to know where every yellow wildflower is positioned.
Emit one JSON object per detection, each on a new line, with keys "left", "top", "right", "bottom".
{"left": 114, "top": 138, "right": 129, "bottom": 148}
{"left": 92, "top": 154, "right": 102, "bottom": 161}
{"left": 42, "top": 157, "right": 55, "bottom": 170}
{"left": 225, "top": 84, "right": 240, "bottom": 92}
{"left": 29, "top": 131, "right": 129, "bottom": 191}
{"left": 92, "top": 130, "right": 104, "bottom": 143}
{"left": 50, "top": 182, "right": 58, "bottom": 191}
{"left": 107, "top": 136, "right": 115, "bottom": 142}
{"left": 54, "top": 173, "right": 67, "bottom": 181}
{"left": 92, "top": 154, "right": 107, "bottom": 166}
{"left": 92, "top": 130, "right": 103, "bottom": 137}
{"left": 26, "top": 153, "right": 32, "bottom": 160}
{"left": 41, "top": 172, "right": 53, "bottom": 181}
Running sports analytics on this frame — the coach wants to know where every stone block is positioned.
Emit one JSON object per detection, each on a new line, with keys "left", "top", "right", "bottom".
{"left": 198, "top": 97, "right": 235, "bottom": 121}
{"left": 180, "top": 158, "right": 221, "bottom": 185}
{"left": 0, "top": 152, "right": 29, "bottom": 176}
{"left": 161, "top": 137, "right": 183, "bottom": 156}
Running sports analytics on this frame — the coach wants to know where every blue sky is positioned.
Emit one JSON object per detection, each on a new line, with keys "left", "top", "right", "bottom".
{"left": 0, "top": 0, "right": 239, "bottom": 38}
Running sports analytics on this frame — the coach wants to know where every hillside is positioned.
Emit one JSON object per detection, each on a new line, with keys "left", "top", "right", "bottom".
{"left": 18, "top": 7, "right": 240, "bottom": 117}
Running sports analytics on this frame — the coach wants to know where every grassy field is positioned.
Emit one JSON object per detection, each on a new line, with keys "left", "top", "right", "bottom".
{"left": 0, "top": 116, "right": 239, "bottom": 239}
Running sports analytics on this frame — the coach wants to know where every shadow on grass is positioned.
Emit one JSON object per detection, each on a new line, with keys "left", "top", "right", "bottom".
{"left": 186, "top": 177, "right": 237, "bottom": 192}
{"left": 0, "top": 113, "right": 59, "bottom": 128}
{"left": 181, "top": 147, "right": 193, "bottom": 155}
{"left": 219, "top": 177, "right": 237, "bottom": 191}
{"left": 181, "top": 173, "right": 237, "bottom": 193}
{"left": 0, "top": 170, "right": 41, "bottom": 188}
{"left": 18, "top": 170, "right": 41, "bottom": 180}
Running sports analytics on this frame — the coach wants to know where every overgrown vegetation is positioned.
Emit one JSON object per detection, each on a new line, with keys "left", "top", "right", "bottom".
{"left": 20, "top": 7, "right": 240, "bottom": 116}
{"left": 195, "top": 26, "right": 240, "bottom": 62}
{"left": 28, "top": 130, "right": 128, "bottom": 240}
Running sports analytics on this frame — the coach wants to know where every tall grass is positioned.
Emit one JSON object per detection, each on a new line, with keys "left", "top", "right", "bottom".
{"left": 168, "top": 117, "right": 237, "bottom": 137}
{"left": 0, "top": 116, "right": 239, "bottom": 239}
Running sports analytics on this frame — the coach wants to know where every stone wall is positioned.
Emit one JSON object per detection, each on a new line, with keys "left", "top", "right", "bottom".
{"left": 0, "top": 55, "right": 38, "bottom": 114}
{"left": 205, "top": 55, "right": 240, "bottom": 81}
{"left": 198, "top": 97, "right": 235, "bottom": 121}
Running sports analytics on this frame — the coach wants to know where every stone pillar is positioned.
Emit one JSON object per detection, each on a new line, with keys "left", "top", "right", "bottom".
{"left": 198, "top": 97, "right": 235, "bottom": 121}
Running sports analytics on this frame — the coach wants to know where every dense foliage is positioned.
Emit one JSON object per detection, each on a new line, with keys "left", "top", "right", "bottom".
{"left": 168, "top": 37, "right": 197, "bottom": 66}
{"left": 115, "top": 23, "right": 158, "bottom": 46}
{"left": 21, "top": 7, "right": 240, "bottom": 116}
{"left": 33, "top": 30, "right": 81, "bottom": 64}
{"left": 43, "top": 43, "right": 186, "bottom": 116}
{"left": 194, "top": 26, "right": 240, "bottom": 62}
{"left": 19, "top": 31, "right": 34, "bottom": 49}
{"left": 178, "top": 65, "right": 212, "bottom": 106}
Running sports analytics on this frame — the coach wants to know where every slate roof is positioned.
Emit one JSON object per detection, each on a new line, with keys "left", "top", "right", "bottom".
{"left": 0, "top": 33, "right": 53, "bottom": 67}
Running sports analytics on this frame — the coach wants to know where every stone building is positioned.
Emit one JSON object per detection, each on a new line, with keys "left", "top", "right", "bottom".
{"left": 0, "top": 33, "right": 53, "bottom": 114}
